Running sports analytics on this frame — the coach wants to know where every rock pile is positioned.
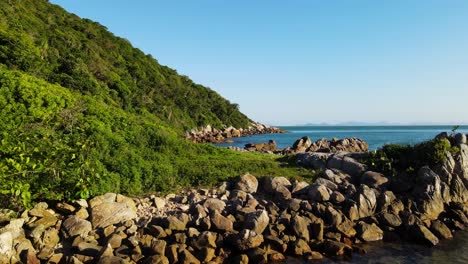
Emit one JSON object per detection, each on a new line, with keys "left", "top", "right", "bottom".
{"left": 239, "top": 136, "right": 368, "bottom": 155}
{"left": 0, "top": 134, "right": 467, "bottom": 263}
{"left": 186, "top": 123, "right": 283, "bottom": 144}
{"left": 285, "top": 136, "right": 369, "bottom": 154}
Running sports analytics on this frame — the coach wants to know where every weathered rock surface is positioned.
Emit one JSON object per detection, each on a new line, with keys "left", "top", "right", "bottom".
{"left": 90, "top": 201, "right": 137, "bottom": 228}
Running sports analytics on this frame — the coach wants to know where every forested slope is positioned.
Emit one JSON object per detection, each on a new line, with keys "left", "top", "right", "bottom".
{"left": 0, "top": 0, "right": 251, "bottom": 130}
{"left": 0, "top": 0, "right": 314, "bottom": 209}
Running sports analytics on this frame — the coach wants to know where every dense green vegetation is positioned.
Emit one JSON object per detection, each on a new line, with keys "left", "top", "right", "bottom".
{"left": 0, "top": 0, "right": 317, "bottom": 209}
{"left": 365, "top": 137, "right": 460, "bottom": 177}
{"left": 0, "top": 0, "right": 251, "bottom": 130}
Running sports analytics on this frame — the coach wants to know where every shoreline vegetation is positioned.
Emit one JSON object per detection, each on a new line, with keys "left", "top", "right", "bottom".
{"left": 0, "top": 0, "right": 467, "bottom": 263}
{"left": 0, "top": 132, "right": 467, "bottom": 263}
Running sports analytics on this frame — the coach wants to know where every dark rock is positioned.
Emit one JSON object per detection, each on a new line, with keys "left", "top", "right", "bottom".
{"left": 231, "top": 229, "right": 264, "bottom": 251}
{"left": 430, "top": 220, "right": 453, "bottom": 240}
{"left": 292, "top": 215, "right": 310, "bottom": 241}
{"left": 408, "top": 224, "right": 439, "bottom": 246}
{"left": 361, "top": 171, "right": 389, "bottom": 189}
{"left": 379, "top": 212, "right": 402, "bottom": 227}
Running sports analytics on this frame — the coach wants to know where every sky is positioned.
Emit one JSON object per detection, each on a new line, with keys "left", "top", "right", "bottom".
{"left": 50, "top": 0, "right": 468, "bottom": 126}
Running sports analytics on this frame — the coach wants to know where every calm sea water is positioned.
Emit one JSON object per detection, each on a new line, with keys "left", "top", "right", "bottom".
{"left": 217, "top": 125, "right": 468, "bottom": 150}
{"left": 218, "top": 126, "right": 468, "bottom": 263}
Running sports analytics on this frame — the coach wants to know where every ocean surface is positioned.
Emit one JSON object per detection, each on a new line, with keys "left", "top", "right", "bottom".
{"left": 217, "top": 125, "right": 468, "bottom": 150}
{"left": 218, "top": 126, "right": 468, "bottom": 263}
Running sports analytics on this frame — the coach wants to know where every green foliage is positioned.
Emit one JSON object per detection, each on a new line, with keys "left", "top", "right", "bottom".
{"left": 0, "top": 0, "right": 251, "bottom": 130}
{"left": 451, "top": 125, "right": 460, "bottom": 134}
{"left": 0, "top": 69, "right": 315, "bottom": 209}
{"left": 365, "top": 138, "right": 459, "bottom": 177}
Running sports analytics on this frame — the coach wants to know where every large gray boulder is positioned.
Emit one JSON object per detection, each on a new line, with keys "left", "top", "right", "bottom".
{"left": 62, "top": 216, "right": 92, "bottom": 238}
{"left": 235, "top": 174, "right": 258, "bottom": 193}
{"left": 90, "top": 201, "right": 137, "bottom": 228}
{"left": 245, "top": 210, "right": 269, "bottom": 234}
{"left": 356, "top": 185, "right": 377, "bottom": 218}
{"left": 361, "top": 171, "right": 389, "bottom": 189}
{"left": 327, "top": 154, "right": 367, "bottom": 178}
{"left": 412, "top": 167, "right": 445, "bottom": 220}
{"left": 308, "top": 184, "right": 331, "bottom": 202}
{"left": 296, "top": 152, "right": 331, "bottom": 170}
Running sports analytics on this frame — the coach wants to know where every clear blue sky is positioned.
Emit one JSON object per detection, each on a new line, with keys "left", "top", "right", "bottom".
{"left": 50, "top": 0, "right": 468, "bottom": 125}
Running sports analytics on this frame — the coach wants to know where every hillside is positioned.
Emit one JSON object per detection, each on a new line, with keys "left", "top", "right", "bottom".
{"left": 0, "top": 0, "right": 251, "bottom": 130}
{"left": 0, "top": 0, "right": 315, "bottom": 209}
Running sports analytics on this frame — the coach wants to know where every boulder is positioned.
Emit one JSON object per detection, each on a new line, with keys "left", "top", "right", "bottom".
{"left": 409, "top": 224, "right": 439, "bottom": 246}
{"left": 356, "top": 222, "right": 383, "bottom": 242}
{"left": 319, "top": 240, "right": 352, "bottom": 257}
{"left": 430, "top": 220, "right": 453, "bottom": 240}
{"left": 90, "top": 202, "right": 137, "bottom": 228}
{"left": 291, "top": 239, "right": 312, "bottom": 256}
{"left": 210, "top": 211, "right": 233, "bottom": 232}
{"left": 291, "top": 215, "right": 310, "bottom": 241}
{"left": 356, "top": 185, "right": 378, "bottom": 218}
{"left": 0, "top": 231, "right": 13, "bottom": 261}
{"left": 231, "top": 229, "right": 264, "bottom": 251}
{"left": 62, "top": 216, "right": 92, "bottom": 238}
{"left": 454, "top": 133, "right": 467, "bottom": 145}
{"left": 379, "top": 212, "right": 402, "bottom": 227}
{"left": 235, "top": 174, "right": 258, "bottom": 193}
{"left": 327, "top": 154, "right": 367, "bottom": 178}
{"left": 264, "top": 177, "right": 291, "bottom": 193}
{"left": 153, "top": 197, "right": 166, "bottom": 210}
{"left": 308, "top": 184, "right": 331, "bottom": 202}
{"left": 412, "top": 167, "right": 445, "bottom": 220}
{"left": 164, "top": 216, "right": 186, "bottom": 231}
{"left": 292, "top": 136, "right": 312, "bottom": 152}
{"left": 202, "top": 198, "right": 226, "bottom": 212}
{"left": 245, "top": 210, "right": 269, "bottom": 234}
{"left": 192, "top": 231, "right": 217, "bottom": 250}
{"left": 89, "top": 193, "right": 117, "bottom": 208}
{"left": 361, "top": 171, "right": 389, "bottom": 189}
{"left": 296, "top": 152, "right": 330, "bottom": 170}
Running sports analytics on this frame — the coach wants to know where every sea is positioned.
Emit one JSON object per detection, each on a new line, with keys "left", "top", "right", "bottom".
{"left": 217, "top": 125, "right": 468, "bottom": 263}
{"left": 217, "top": 125, "right": 468, "bottom": 151}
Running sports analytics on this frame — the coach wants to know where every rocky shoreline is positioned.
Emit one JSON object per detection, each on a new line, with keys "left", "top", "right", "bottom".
{"left": 0, "top": 134, "right": 467, "bottom": 264}
{"left": 234, "top": 136, "right": 369, "bottom": 155}
{"left": 185, "top": 123, "right": 284, "bottom": 144}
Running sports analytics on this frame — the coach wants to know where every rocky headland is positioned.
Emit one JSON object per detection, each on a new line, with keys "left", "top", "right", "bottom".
{"left": 185, "top": 123, "right": 284, "bottom": 144}
{"left": 0, "top": 133, "right": 467, "bottom": 264}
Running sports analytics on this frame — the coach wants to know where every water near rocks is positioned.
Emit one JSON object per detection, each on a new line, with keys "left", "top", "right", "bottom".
{"left": 217, "top": 125, "right": 468, "bottom": 150}
{"left": 289, "top": 230, "right": 468, "bottom": 264}
{"left": 219, "top": 125, "right": 468, "bottom": 263}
